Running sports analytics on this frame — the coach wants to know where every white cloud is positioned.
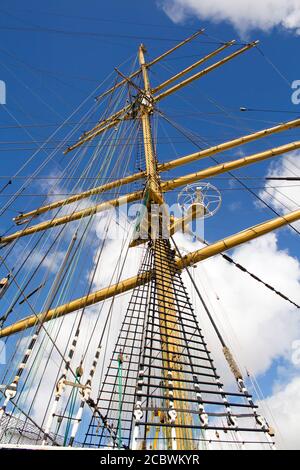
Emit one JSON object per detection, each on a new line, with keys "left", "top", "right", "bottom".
{"left": 176, "top": 225, "right": 300, "bottom": 449}
{"left": 3, "top": 205, "right": 300, "bottom": 448}
{"left": 260, "top": 376, "right": 300, "bottom": 449}
{"left": 24, "top": 249, "right": 66, "bottom": 274}
{"left": 259, "top": 151, "right": 300, "bottom": 231}
{"left": 177, "top": 231, "right": 300, "bottom": 377}
{"left": 4, "top": 214, "right": 145, "bottom": 443}
{"left": 159, "top": 0, "right": 300, "bottom": 36}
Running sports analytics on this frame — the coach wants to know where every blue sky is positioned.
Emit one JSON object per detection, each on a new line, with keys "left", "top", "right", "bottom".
{"left": 0, "top": 0, "right": 299, "bottom": 449}
{"left": 0, "top": 1, "right": 299, "bottom": 251}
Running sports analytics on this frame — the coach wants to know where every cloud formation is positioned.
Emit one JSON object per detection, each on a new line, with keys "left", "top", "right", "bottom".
{"left": 177, "top": 229, "right": 300, "bottom": 448}
{"left": 4, "top": 205, "right": 300, "bottom": 447}
{"left": 177, "top": 231, "right": 300, "bottom": 377}
{"left": 259, "top": 151, "right": 300, "bottom": 231}
{"left": 159, "top": 0, "right": 300, "bottom": 35}
{"left": 261, "top": 376, "right": 300, "bottom": 449}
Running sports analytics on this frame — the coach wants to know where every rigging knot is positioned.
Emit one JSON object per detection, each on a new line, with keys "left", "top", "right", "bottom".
{"left": 76, "top": 360, "right": 84, "bottom": 378}
{"left": 81, "top": 382, "right": 91, "bottom": 401}
{"left": 168, "top": 406, "right": 177, "bottom": 424}
{"left": 199, "top": 411, "right": 209, "bottom": 427}
{"left": 55, "top": 376, "right": 66, "bottom": 397}
{"left": 226, "top": 413, "right": 237, "bottom": 428}
{"left": 255, "top": 414, "right": 274, "bottom": 436}
{"left": 133, "top": 403, "right": 143, "bottom": 422}
{"left": 4, "top": 381, "right": 17, "bottom": 400}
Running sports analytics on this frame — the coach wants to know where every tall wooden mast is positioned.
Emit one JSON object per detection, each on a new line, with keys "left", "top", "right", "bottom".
{"left": 1, "top": 32, "right": 299, "bottom": 346}
{"left": 136, "top": 44, "right": 192, "bottom": 450}
{"left": 0, "top": 30, "right": 299, "bottom": 450}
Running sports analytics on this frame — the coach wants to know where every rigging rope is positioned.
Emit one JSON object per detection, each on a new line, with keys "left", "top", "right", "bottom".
{"left": 159, "top": 111, "right": 300, "bottom": 238}
{"left": 0, "top": 63, "right": 136, "bottom": 440}
{"left": 117, "top": 352, "right": 123, "bottom": 449}
{"left": 184, "top": 231, "right": 300, "bottom": 310}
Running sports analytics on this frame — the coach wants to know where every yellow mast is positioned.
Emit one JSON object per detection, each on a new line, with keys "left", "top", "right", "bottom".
{"left": 155, "top": 41, "right": 259, "bottom": 102}
{"left": 3, "top": 140, "right": 300, "bottom": 245}
{"left": 1, "top": 208, "right": 299, "bottom": 339}
{"left": 13, "top": 118, "right": 300, "bottom": 224}
{"left": 0, "top": 31, "right": 299, "bottom": 450}
{"left": 63, "top": 41, "right": 258, "bottom": 156}
{"left": 151, "top": 40, "right": 236, "bottom": 93}
{"left": 1, "top": 29, "right": 300, "bottom": 340}
{"left": 137, "top": 43, "right": 192, "bottom": 450}
{"left": 95, "top": 29, "right": 205, "bottom": 102}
